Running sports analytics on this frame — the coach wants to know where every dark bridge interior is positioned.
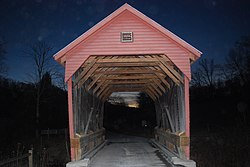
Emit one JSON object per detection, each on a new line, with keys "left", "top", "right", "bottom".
{"left": 103, "top": 93, "right": 156, "bottom": 137}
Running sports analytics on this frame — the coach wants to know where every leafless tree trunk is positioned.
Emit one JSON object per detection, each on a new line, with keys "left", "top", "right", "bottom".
{"left": 26, "top": 42, "right": 54, "bottom": 137}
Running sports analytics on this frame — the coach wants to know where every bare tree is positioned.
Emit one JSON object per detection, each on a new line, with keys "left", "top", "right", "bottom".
{"left": 225, "top": 36, "right": 250, "bottom": 85}
{"left": 0, "top": 37, "right": 7, "bottom": 77}
{"left": 26, "top": 41, "right": 55, "bottom": 137}
{"left": 191, "top": 70, "right": 203, "bottom": 87}
{"left": 192, "top": 58, "right": 217, "bottom": 87}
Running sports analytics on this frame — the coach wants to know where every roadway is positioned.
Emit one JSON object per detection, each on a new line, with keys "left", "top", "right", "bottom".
{"left": 88, "top": 132, "right": 170, "bottom": 167}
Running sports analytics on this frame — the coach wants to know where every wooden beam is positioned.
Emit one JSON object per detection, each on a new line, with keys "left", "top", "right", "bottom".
{"left": 158, "top": 63, "right": 180, "bottom": 85}
{"left": 106, "top": 80, "right": 149, "bottom": 85}
{"left": 81, "top": 56, "right": 99, "bottom": 66}
{"left": 92, "top": 67, "right": 115, "bottom": 94}
{"left": 145, "top": 88, "right": 155, "bottom": 98}
{"left": 158, "top": 55, "right": 174, "bottom": 66}
{"left": 157, "top": 56, "right": 183, "bottom": 83}
{"left": 149, "top": 83, "right": 162, "bottom": 96}
{"left": 102, "top": 74, "right": 158, "bottom": 80}
{"left": 67, "top": 78, "right": 75, "bottom": 160}
{"left": 144, "top": 89, "right": 156, "bottom": 101}
{"left": 93, "top": 69, "right": 163, "bottom": 75}
{"left": 84, "top": 108, "right": 94, "bottom": 135}
{"left": 98, "top": 62, "right": 157, "bottom": 67}
{"left": 87, "top": 73, "right": 103, "bottom": 91}
{"left": 97, "top": 81, "right": 110, "bottom": 97}
{"left": 77, "top": 64, "right": 100, "bottom": 87}
{"left": 184, "top": 76, "right": 190, "bottom": 159}
{"left": 109, "top": 85, "right": 147, "bottom": 90}
{"left": 154, "top": 72, "right": 170, "bottom": 89}
{"left": 87, "top": 67, "right": 112, "bottom": 91}
{"left": 155, "top": 128, "right": 189, "bottom": 147}
{"left": 150, "top": 79, "right": 166, "bottom": 93}
{"left": 76, "top": 55, "right": 185, "bottom": 104}
{"left": 99, "top": 86, "right": 111, "bottom": 100}
{"left": 101, "top": 91, "right": 112, "bottom": 102}
{"left": 93, "top": 79, "right": 106, "bottom": 94}
{"left": 74, "top": 58, "right": 97, "bottom": 84}
{"left": 164, "top": 106, "right": 175, "bottom": 132}
{"left": 147, "top": 85, "right": 159, "bottom": 98}
{"left": 108, "top": 87, "right": 146, "bottom": 92}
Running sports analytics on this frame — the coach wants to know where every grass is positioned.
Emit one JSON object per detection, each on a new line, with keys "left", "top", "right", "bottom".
{"left": 191, "top": 126, "right": 250, "bottom": 167}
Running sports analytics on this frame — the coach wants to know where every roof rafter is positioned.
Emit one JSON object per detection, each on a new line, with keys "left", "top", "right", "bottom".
{"left": 74, "top": 54, "right": 185, "bottom": 101}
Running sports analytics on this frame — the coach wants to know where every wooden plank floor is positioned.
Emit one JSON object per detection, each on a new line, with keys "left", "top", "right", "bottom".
{"left": 89, "top": 133, "right": 169, "bottom": 167}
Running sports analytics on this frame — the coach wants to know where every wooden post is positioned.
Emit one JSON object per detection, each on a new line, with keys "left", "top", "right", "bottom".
{"left": 100, "top": 101, "right": 104, "bottom": 128}
{"left": 67, "top": 77, "right": 75, "bottom": 161}
{"left": 84, "top": 108, "right": 94, "bottom": 135}
{"left": 28, "top": 149, "right": 33, "bottom": 167}
{"left": 184, "top": 76, "right": 190, "bottom": 159}
{"left": 164, "top": 106, "right": 175, "bottom": 132}
{"left": 178, "top": 85, "right": 185, "bottom": 132}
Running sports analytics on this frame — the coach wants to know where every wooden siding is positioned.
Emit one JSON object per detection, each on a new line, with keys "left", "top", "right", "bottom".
{"left": 64, "top": 10, "right": 192, "bottom": 81}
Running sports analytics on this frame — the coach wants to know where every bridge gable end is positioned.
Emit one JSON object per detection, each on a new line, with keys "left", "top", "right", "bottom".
{"left": 54, "top": 3, "right": 201, "bottom": 81}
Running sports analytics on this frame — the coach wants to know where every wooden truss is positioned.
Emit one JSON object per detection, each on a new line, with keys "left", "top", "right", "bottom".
{"left": 73, "top": 54, "right": 184, "bottom": 101}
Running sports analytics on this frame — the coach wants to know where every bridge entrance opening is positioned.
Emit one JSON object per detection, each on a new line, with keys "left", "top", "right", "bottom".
{"left": 53, "top": 3, "right": 201, "bottom": 166}
{"left": 103, "top": 92, "right": 156, "bottom": 138}
{"left": 62, "top": 54, "right": 192, "bottom": 162}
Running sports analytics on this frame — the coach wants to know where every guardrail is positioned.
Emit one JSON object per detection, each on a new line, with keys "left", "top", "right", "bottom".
{"left": 70, "top": 128, "right": 105, "bottom": 160}
{"left": 0, "top": 150, "right": 33, "bottom": 167}
{"left": 154, "top": 127, "right": 196, "bottom": 167}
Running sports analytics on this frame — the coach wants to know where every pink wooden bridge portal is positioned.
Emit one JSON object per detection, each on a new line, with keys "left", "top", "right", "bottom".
{"left": 54, "top": 3, "right": 201, "bottom": 166}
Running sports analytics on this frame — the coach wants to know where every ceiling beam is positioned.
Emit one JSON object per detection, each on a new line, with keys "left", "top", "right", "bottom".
{"left": 98, "top": 62, "right": 158, "bottom": 67}
{"left": 74, "top": 57, "right": 97, "bottom": 85}
{"left": 157, "top": 56, "right": 183, "bottom": 83}
{"left": 158, "top": 63, "right": 180, "bottom": 85}
{"left": 93, "top": 68, "right": 163, "bottom": 75}
{"left": 74, "top": 54, "right": 186, "bottom": 102}
{"left": 149, "top": 83, "right": 162, "bottom": 96}
{"left": 77, "top": 64, "right": 100, "bottom": 87}
{"left": 101, "top": 74, "right": 159, "bottom": 80}
{"left": 150, "top": 79, "right": 166, "bottom": 93}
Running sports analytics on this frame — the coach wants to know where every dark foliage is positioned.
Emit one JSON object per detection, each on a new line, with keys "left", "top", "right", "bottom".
{"left": 0, "top": 77, "right": 68, "bottom": 150}
{"left": 190, "top": 36, "right": 250, "bottom": 167}
{"left": 191, "top": 36, "right": 250, "bottom": 129}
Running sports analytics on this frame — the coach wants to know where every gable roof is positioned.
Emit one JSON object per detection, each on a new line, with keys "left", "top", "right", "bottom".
{"left": 54, "top": 3, "right": 202, "bottom": 65}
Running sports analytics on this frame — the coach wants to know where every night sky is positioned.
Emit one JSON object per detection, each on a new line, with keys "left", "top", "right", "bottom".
{"left": 1, "top": 0, "right": 250, "bottom": 81}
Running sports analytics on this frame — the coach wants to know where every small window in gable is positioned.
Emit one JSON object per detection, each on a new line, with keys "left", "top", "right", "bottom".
{"left": 121, "top": 32, "right": 133, "bottom": 42}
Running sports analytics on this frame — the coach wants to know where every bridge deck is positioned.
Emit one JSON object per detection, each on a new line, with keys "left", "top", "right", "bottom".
{"left": 89, "top": 133, "right": 169, "bottom": 167}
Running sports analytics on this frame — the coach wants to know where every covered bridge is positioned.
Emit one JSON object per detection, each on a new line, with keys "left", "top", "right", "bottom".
{"left": 54, "top": 3, "right": 201, "bottom": 166}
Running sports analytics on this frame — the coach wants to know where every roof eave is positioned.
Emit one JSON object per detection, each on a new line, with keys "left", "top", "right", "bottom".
{"left": 124, "top": 4, "right": 202, "bottom": 58}
{"left": 53, "top": 3, "right": 131, "bottom": 62}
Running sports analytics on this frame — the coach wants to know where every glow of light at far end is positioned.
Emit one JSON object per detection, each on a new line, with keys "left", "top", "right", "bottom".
{"left": 127, "top": 103, "right": 139, "bottom": 108}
